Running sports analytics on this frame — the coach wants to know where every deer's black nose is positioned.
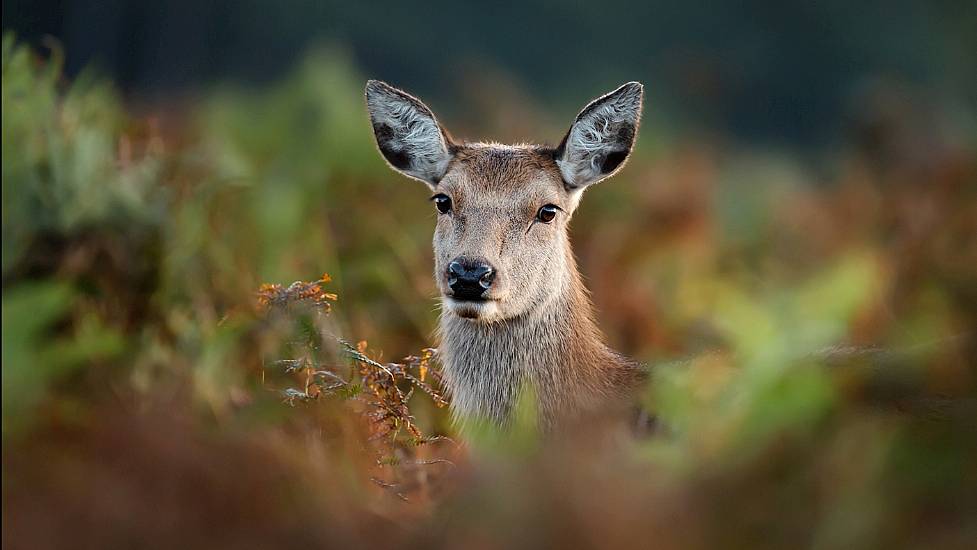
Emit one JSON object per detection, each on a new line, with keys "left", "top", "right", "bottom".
{"left": 447, "top": 258, "right": 495, "bottom": 300}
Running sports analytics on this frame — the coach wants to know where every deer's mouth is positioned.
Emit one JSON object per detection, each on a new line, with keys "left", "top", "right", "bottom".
{"left": 446, "top": 294, "right": 489, "bottom": 303}
{"left": 443, "top": 295, "right": 500, "bottom": 320}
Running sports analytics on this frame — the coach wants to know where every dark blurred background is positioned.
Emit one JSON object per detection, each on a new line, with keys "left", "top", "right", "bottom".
{"left": 5, "top": 0, "right": 976, "bottom": 145}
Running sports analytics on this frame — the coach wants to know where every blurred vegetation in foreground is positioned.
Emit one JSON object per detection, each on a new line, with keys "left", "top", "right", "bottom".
{"left": 3, "top": 36, "right": 977, "bottom": 549}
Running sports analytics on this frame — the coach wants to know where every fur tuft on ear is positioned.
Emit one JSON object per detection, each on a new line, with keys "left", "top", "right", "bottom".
{"left": 555, "top": 82, "right": 643, "bottom": 190}
{"left": 365, "top": 80, "right": 454, "bottom": 186}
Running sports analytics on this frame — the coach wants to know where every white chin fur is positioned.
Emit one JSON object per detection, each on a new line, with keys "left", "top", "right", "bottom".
{"left": 444, "top": 297, "right": 501, "bottom": 321}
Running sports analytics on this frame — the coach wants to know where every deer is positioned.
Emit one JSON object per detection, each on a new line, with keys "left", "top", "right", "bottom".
{"left": 365, "top": 80, "right": 646, "bottom": 431}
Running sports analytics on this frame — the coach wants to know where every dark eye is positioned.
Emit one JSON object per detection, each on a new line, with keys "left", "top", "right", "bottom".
{"left": 432, "top": 194, "right": 452, "bottom": 214}
{"left": 536, "top": 204, "right": 559, "bottom": 223}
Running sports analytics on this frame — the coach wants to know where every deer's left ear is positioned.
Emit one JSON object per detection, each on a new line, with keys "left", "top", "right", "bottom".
{"left": 365, "top": 80, "right": 455, "bottom": 187}
{"left": 554, "top": 82, "right": 643, "bottom": 191}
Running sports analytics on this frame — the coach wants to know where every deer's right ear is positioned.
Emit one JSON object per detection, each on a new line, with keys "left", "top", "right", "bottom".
{"left": 365, "top": 80, "right": 454, "bottom": 187}
{"left": 554, "top": 82, "right": 643, "bottom": 192}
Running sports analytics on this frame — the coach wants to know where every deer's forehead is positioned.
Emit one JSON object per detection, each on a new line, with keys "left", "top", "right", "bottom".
{"left": 440, "top": 145, "right": 565, "bottom": 203}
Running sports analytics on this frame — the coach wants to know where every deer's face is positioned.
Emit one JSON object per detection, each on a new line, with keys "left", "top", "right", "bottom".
{"left": 366, "top": 80, "right": 642, "bottom": 322}
{"left": 429, "top": 147, "right": 572, "bottom": 321}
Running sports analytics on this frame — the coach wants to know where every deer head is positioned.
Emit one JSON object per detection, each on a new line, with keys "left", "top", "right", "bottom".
{"left": 365, "top": 80, "right": 643, "bottom": 325}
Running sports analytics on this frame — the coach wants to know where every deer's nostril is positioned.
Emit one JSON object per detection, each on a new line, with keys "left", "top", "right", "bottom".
{"left": 448, "top": 261, "right": 465, "bottom": 276}
{"left": 478, "top": 268, "right": 495, "bottom": 289}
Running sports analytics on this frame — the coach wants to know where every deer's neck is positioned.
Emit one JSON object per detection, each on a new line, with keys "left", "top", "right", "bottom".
{"left": 438, "top": 257, "right": 635, "bottom": 428}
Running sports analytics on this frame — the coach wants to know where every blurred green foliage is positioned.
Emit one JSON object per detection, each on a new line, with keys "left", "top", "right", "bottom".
{"left": 2, "top": 282, "right": 123, "bottom": 436}
{"left": 2, "top": 36, "right": 162, "bottom": 275}
{"left": 2, "top": 35, "right": 976, "bottom": 549}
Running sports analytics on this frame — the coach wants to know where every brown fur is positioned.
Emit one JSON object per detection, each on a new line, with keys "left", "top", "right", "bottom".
{"left": 365, "top": 81, "right": 646, "bottom": 430}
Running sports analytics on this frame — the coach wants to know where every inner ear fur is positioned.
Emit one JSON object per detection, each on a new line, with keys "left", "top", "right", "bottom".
{"left": 554, "top": 81, "right": 643, "bottom": 190}
{"left": 365, "top": 80, "right": 455, "bottom": 186}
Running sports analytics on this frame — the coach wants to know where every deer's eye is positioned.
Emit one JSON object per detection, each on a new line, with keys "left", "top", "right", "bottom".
{"left": 536, "top": 204, "right": 559, "bottom": 224}
{"left": 432, "top": 194, "right": 452, "bottom": 214}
